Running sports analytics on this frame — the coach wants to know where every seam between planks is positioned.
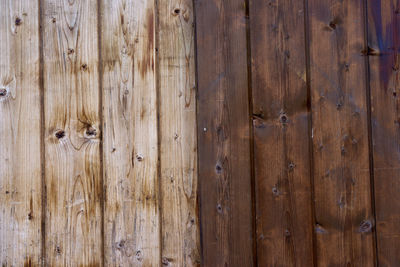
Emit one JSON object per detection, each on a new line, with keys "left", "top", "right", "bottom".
{"left": 362, "top": 0, "right": 379, "bottom": 265}
{"left": 303, "top": 0, "right": 317, "bottom": 266}
{"left": 244, "top": 0, "right": 258, "bottom": 265}
{"left": 191, "top": 0, "right": 204, "bottom": 264}
{"left": 154, "top": 0, "right": 163, "bottom": 264}
{"left": 96, "top": 0, "right": 105, "bottom": 265}
{"left": 38, "top": 0, "right": 47, "bottom": 265}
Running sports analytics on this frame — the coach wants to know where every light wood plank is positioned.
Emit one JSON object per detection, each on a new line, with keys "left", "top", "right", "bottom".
{"left": 100, "top": 0, "right": 160, "bottom": 266}
{"left": 308, "top": 0, "right": 375, "bottom": 265}
{"left": 42, "top": 0, "right": 102, "bottom": 265}
{"left": 157, "top": 0, "right": 200, "bottom": 266}
{"left": 0, "top": 1, "right": 42, "bottom": 266}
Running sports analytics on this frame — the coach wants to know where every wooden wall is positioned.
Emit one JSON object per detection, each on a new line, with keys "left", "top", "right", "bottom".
{"left": 0, "top": 0, "right": 399, "bottom": 266}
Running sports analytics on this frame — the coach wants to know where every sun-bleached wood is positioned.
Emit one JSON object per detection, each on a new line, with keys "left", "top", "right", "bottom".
{"left": 42, "top": 0, "right": 102, "bottom": 265}
{"left": 100, "top": 0, "right": 160, "bottom": 265}
{"left": 157, "top": 0, "right": 200, "bottom": 265}
{"left": 0, "top": 1, "right": 42, "bottom": 266}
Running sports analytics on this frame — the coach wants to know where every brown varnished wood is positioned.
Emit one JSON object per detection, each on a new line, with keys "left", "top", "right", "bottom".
{"left": 195, "top": 0, "right": 255, "bottom": 265}
{"left": 367, "top": 0, "right": 400, "bottom": 265}
{"left": 308, "top": 0, "right": 375, "bottom": 265}
{"left": 249, "top": 0, "right": 314, "bottom": 265}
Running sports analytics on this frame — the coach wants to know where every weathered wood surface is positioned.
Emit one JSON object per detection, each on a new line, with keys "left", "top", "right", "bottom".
{"left": 2, "top": 0, "right": 400, "bottom": 266}
{"left": 195, "top": 0, "right": 255, "bottom": 265}
{"left": 100, "top": 1, "right": 159, "bottom": 266}
{"left": 368, "top": 0, "right": 400, "bottom": 265}
{"left": 157, "top": 0, "right": 200, "bottom": 266}
{"left": 0, "top": 1, "right": 42, "bottom": 266}
{"left": 42, "top": 0, "right": 103, "bottom": 265}
{"left": 308, "top": 0, "right": 375, "bottom": 265}
{"left": 249, "top": 0, "right": 314, "bottom": 265}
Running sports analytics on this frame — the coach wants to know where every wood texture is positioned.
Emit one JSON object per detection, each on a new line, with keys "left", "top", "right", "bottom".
{"left": 0, "top": 1, "right": 42, "bottom": 266}
{"left": 368, "top": 0, "right": 400, "bottom": 265}
{"left": 195, "top": 0, "right": 254, "bottom": 265}
{"left": 42, "top": 0, "right": 102, "bottom": 265}
{"left": 308, "top": 0, "right": 375, "bottom": 265}
{"left": 249, "top": 0, "right": 314, "bottom": 265}
{"left": 100, "top": 0, "right": 159, "bottom": 266}
{"left": 157, "top": 0, "right": 200, "bottom": 266}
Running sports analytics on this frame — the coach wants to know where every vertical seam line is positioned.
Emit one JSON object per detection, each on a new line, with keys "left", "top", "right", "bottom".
{"left": 363, "top": 0, "right": 379, "bottom": 265}
{"left": 303, "top": 0, "right": 317, "bottom": 266}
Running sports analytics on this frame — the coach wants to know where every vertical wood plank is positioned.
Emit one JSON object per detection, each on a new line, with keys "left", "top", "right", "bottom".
{"left": 0, "top": 1, "right": 42, "bottom": 266}
{"left": 195, "top": 0, "right": 254, "bottom": 265}
{"left": 42, "top": 0, "right": 102, "bottom": 265}
{"left": 367, "top": 0, "right": 400, "bottom": 265}
{"left": 249, "top": 0, "right": 314, "bottom": 265}
{"left": 100, "top": 0, "right": 160, "bottom": 266}
{"left": 308, "top": 0, "right": 375, "bottom": 265}
{"left": 157, "top": 0, "right": 200, "bottom": 266}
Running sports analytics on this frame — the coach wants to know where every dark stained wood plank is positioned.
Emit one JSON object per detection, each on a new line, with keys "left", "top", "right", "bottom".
{"left": 42, "top": 0, "right": 103, "bottom": 265}
{"left": 194, "top": 0, "right": 255, "bottom": 266}
{"left": 249, "top": 0, "right": 314, "bottom": 265}
{"left": 0, "top": 1, "right": 42, "bottom": 265}
{"left": 100, "top": 0, "right": 160, "bottom": 266}
{"left": 308, "top": 0, "right": 375, "bottom": 265}
{"left": 367, "top": 0, "right": 400, "bottom": 265}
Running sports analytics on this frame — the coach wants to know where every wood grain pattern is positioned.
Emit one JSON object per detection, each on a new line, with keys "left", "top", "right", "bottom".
{"left": 100, "top": 0, "right": 160, "bottom": 266}
{"left": 367, "top": 0, "right": 400, "bottom": 265}
{"left": 157, "top": 0, "right": 200, "bottom": 266}
{"left": 42, "top": 0, "right": 102, "bottom": 265}
{"left": 0, "top": 1, "right": 42, "bottom": 266}
{"left": 308, "top": 0, "right": 375, "bottom": 265}
{"left": 249, "top": 0, "right": 314, "bottom": 265}
{"left": 195, "top": 0, "right": 254, "bottom": 265}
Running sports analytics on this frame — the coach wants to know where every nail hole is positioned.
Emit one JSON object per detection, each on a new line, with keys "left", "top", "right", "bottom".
{"left": 81, "top": 64, "right": 88, "bottom": 71}
{"left": 215, "top": 164, "right": 222, "bottom": 173}
{"left": 288, "top": 162, "right": 295, "bottom": 171}
{"left": 329, "top": 21, "right": 336, "bottom": 29}
{"left": 28, "top": 212, "right": 33, "bottom": 220}
{"left": 173, "top": 8, "right": 181, "bottom": 15}
{"left": 52, "top": 17, "right": 56, "bottom": 23}
{"left": 15, "top": 17, "right": 22, "bottom": 26}
{"left": 272, "top": 186, "right": 279, "bottom": 196}
{"left": 116, "top": 240, "right": 125, "bottom": 250}
{"left": 216, "top": 204, "right": 222, "bottom": 213}
{"left": 280, "top": 114, "right": 288, "bottom": 123}
{"left": 0, "top": 88, "right": 7, "bottom": 96}
{"left": 55, "top": 246, "right": 61, "bottom": 254}
{"left": 55, "top": 130, "right": 65, "bottom": 139}
{"left": 86, "top": 126, "right": 96, "bottom": 137}
{"left": 136, "top": 154, "right": 144, "bottom": 162}
{"left": 359, "top": 220, "right": 372, "bottom": 233}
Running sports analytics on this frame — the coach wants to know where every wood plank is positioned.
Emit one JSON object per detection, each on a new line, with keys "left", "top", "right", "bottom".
{"left": 157, "top": 0, "right": 200, "bottom": 266}
{"left": 308, "top": 0, "right": 375, "bottom": 265}
{"left": 249, "top": 0, "right": 314, "bottom": 265}
{"left": 42, "top": 0, "right": 102, "bottom": 265}
{"left": 0, "top": 1, "right": 42, "bottom": 266}
{"left": 100, "top": 0, "right": 159, "bottom": 266}
{"left": 367, "top": 0, "right": 400, "bottom": 265}
{"left": 195, "top": 0, "right": 254, "bottom": 265}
